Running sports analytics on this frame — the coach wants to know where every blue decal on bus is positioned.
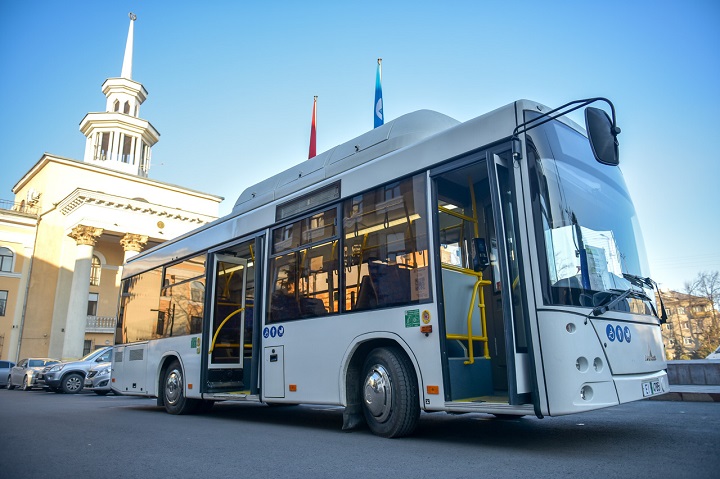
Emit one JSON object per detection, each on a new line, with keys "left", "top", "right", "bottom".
{"left": 263, "top": 327, "right": 270, "bottom": 339}
{"left": 606, "top": 324, "right": 615, "bottom": 342}
{"left": 624, "top": 326, "right": 631, "bottom": 343}
{"left": 616, "top": 325, "right": 624, "bottom": 342}
{"left": 278, "top": 325, "right": 285, "bottom": 337}
{"left": 270, "top": 326, "right": 277, "bottom": 338}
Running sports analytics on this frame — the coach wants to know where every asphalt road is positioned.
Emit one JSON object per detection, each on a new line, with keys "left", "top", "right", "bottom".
{"left": 1, "top": 387, "right": 718, "bottom": 479}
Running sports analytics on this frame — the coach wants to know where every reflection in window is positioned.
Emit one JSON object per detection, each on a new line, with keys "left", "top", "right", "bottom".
{"left": 343, "top": 174, "right": 430, "bottom": 311}
{"left": 269, "top": 209, "right": 338, "bottom": 322}
{"left": 160, "top": 255, "right": 207, "bottom": 337}
{"left": 118, "top": 254, "right": 207, "bottom": 344}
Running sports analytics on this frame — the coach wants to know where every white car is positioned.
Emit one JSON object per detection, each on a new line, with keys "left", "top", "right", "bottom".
{"left": 7, "top": 358, "right": 59, "bottom": 390}
{"left": 707, "top": 345, "right": 720, "bottom": 360}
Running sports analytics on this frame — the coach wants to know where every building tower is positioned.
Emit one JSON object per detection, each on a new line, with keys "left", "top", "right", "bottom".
{"left": 79, "top": 13, "right": 160, "bottom": 177}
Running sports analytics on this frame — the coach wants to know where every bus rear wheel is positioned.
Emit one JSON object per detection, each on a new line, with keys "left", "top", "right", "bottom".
{"left": 163, "top": 360, "right": 198, "bottom": 415}
{"left": 361, "top": 347, "right": 420, "bottom": 438}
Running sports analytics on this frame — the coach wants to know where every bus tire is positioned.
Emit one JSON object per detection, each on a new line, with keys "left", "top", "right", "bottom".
{"left": 361, "top": 347, "right": 420, "bottom": 438}
{"left": 163, "top": 360, "right": 198, "bottom": 415}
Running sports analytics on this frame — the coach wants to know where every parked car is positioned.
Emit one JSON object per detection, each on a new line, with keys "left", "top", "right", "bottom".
{"left": 7, "top": 358, "right": 59, "bottom": 390}
{"left": 84, "top": 361, "right": 113, "bottom": 395}
{"left": 42, "top": 347, "right": 113, "bottom": 394}
{"left": 707, "top": 345, "right": 720, "bottom": 360}
{"left": 0, "top": 360, "right": 16, "bottom": 388}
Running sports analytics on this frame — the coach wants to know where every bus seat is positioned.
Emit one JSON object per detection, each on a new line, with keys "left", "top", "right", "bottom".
{"left": 354, "top": 275, "right": 378, "bottom": 310}
{"left": 270, "top": 291, "right": 301, "bottom": 321}
{"left": 300, "top": 297, "right": 328, "bottom": 317}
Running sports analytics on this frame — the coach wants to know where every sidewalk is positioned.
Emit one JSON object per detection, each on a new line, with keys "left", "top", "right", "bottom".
{"left": 649, "top": 384, "right": 720, "bottom": 402}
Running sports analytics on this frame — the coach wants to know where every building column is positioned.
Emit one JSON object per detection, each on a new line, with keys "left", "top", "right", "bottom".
{"left": 63, "top": 225, "right": 103, "bottom": 359}
{"left": 120, "top": 233, "right": 148, "bottom": 263}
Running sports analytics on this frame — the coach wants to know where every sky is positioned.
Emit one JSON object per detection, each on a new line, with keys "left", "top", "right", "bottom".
{"left": 1, "top": 0, "right": 718, "bottom": 292}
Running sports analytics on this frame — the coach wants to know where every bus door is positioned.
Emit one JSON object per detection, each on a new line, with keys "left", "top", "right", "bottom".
{"left": 488, "top": 152, "right": 534, "bottom": 405}
{"left": 207, "top": 254, "right": 248, "bottom": 386}
{"left": 433, "top": 157, "right": 498, "bottom": 401}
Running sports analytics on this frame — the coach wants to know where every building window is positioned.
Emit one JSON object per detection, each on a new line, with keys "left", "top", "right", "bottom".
{"left": 0, "top": 290, "right": 7, "bottom": 316}
{"left": 87, "top": 293, "right": 99, "bottom": 316}
{"left": 83, "top": 340, "right": 92, "bottom": 356}
{"left": 681, "top": 321, "right": 689, "bottom": 330}
{"left": 96, "top": 132, "right": 110, "bottom": 161}
{"left": 0, "top": 247, "right": 13, "bottom": 272}
{"left": 90, "top": 255, "right": 101, "bottom": 286}
{"left": 677, "top": 306, "right": 686, "bottom": 315}
{"left": 121, "top": 135, "right": 133, "bottom": 164}
{"left": 113, "top": 100, "right": 120, "bottom": 112}
{"left": 123, "top": 101, "right": 130, "bottom": 114}
{"left": 683, "top": 337, "right": 693, "bottom": 345}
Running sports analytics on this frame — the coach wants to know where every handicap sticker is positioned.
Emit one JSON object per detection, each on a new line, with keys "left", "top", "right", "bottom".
{"left": 278, "top": 325, "right": 285, "bottom": 337}
{"left": 263, "top": 327, "right": 270, "bottom": 339}
{"left": 616, "top": 325, "right": 624, "bottom": 342}
{"left": 606, "top": 324, "right": 615, "bottom": 342}
{"left": 624, "top": 326, "right": 631, "bottom": 343}
{"left": 270, "top": 326, "right": 277, "bottom": 338}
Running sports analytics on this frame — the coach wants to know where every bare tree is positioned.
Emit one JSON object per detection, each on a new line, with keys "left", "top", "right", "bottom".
{"left": 684, "top": 271, "right": 720, "bottom": 358}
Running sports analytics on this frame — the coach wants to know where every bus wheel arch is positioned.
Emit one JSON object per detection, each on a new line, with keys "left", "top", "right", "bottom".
{"left": 343, "top": 338, "right": 421, "bottom": 437}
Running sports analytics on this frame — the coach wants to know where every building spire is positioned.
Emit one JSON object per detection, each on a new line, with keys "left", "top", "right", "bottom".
{"left": 120, "top": 13, "right": 137, "bottom": 79}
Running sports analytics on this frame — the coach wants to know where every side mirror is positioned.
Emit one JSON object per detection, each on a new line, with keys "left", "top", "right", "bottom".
{"left": 473, "top": 238, "right": 490, "bottom": 272}
{"left": 585, "top": 107, "right": 620, "bottom": 166}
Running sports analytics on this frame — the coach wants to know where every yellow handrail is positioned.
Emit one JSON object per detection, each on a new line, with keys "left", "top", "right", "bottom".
{"left": 209, "top": 307, "right": 245, "bottom": 353}
{"left": 442, "top": 263, "right": 491, "bottom": 363}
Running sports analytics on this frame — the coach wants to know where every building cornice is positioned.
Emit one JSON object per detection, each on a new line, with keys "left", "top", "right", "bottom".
{"left": 57, "top": 188, "right": 216, "bottom": 225}
{"left": 79, "top": 112, "right": 160, "bottom": 144}
{"left": 101, "top": 77, "right": 148, "bottom": 103}
{"left": 12, "top": 154, "right": 224, "bottom": 203}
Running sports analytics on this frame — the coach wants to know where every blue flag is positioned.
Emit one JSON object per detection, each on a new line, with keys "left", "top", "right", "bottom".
{"left": 374, "top": 58, "right": 383, "bottom": 128}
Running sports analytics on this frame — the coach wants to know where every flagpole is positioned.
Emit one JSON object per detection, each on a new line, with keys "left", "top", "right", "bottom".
{"left": 374, "top": 58, "right": 383, "bottom": 128}
{"left": 308, "top": 95, "right": 317, "bottom": 159}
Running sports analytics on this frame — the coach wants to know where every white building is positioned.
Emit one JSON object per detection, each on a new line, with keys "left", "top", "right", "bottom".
{"left": 0, "top": 14, "right": 223, "bottom": 361}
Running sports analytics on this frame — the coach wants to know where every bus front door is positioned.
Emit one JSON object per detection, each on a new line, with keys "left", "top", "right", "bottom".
{"left": 207, "top": 254, "right": 248, "bottom": 388}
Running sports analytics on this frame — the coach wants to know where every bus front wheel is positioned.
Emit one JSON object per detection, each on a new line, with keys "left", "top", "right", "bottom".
{"left": 361, "top": 347, "right": 420, "bottom": 438}
{"left": 163, "top": 360, "right": 198, "bottom": 415}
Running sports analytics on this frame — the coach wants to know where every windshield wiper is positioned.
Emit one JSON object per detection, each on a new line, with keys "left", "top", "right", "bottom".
{"left": 622, "top": 273, "right": 668, "bottom": 323}
{"left": 591, "top": 287, "right": 652, "bottom": 317}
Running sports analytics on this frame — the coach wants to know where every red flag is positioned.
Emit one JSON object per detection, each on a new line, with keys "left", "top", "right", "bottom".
{"left": 308, "top": 96, "right": 317, "bottom": 159}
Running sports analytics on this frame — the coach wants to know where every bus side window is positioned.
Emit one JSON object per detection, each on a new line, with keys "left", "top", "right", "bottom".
{"left": 268, "top": 209, "right": 339, "bottom": 323}
{"left": 343, "top": 174, "right": 430, "bottom": 312}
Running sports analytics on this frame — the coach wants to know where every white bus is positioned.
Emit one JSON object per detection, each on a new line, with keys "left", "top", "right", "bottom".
{"left": 111, "top": 98, "right": 668, "bottom": 438}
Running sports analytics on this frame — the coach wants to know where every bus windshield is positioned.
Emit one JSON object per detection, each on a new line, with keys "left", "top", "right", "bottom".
{"left": 528, "top": 117, "right": 653, "bottom": 314}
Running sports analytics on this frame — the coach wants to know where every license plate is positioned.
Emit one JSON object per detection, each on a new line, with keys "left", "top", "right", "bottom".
{"left": 642, "top": 379, "right": 663, "bottom": 397}
{"left": 85, "top": 380, "right": 92, "bottom": 387}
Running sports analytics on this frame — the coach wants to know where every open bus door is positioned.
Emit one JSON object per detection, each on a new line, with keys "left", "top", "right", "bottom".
{"left": 434, "top": 151, "right": 536, "bottom": 409}
{"left": 488, "top": 153, "right": 534, "bottom": 406}
{"left": 207, "top": 254, "right": 248, "bottom": 387}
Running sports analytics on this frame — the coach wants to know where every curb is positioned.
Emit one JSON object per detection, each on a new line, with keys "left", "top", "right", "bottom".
{"left": 649, "top": 391, "right": 720, "bottom": 402}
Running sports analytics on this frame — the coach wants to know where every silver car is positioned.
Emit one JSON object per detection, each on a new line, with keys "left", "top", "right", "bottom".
{"left": 42, "top": 347, "right": 112, "bottom": 394}
{"left": 0, "top": 360, "right": 16, "bottom": 388}
{"left": 84, "top": 361, "right": 113, "bottom": 395}
{"left": 7, "top": 358, "right": 59, "bottom": 390}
